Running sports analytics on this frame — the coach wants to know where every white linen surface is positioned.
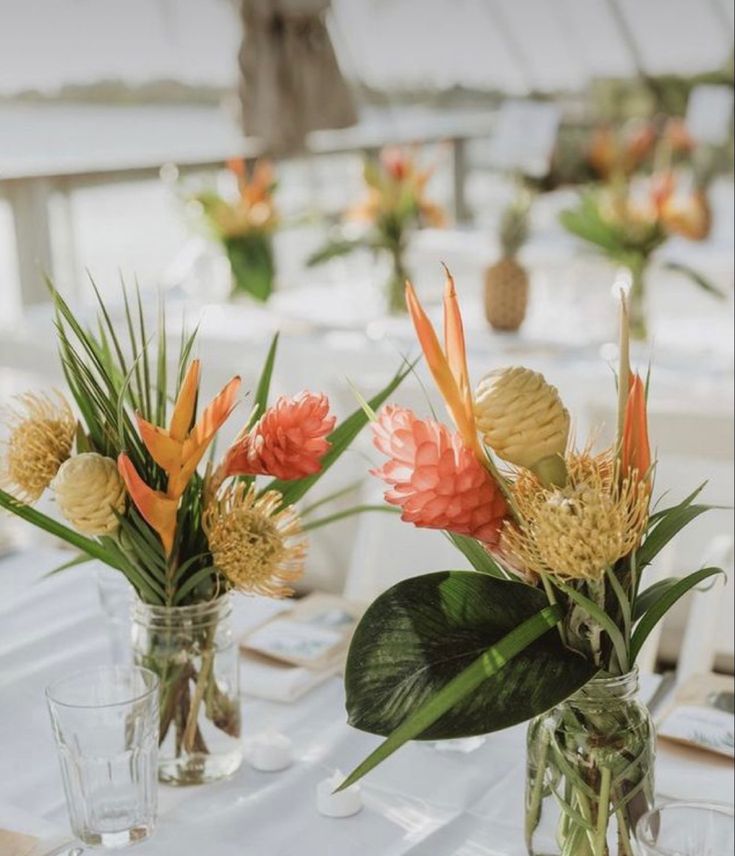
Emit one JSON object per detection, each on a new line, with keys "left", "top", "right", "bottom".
{"left": 0, "top": 549, "right": 732, "bottom": 856}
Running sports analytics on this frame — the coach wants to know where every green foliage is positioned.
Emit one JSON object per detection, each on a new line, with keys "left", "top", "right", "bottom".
{"left": 559, "top": 193, "right": 664, "bottom": 266}
{"left": 630, "top": 567, "right": 725, "bottom": 662}
{"left": 224, "top": 233, "right": 275, "bottom": 302}
{"left": 499, "top": 189, "right": 532, "bottom": 257}
{"left": 306, "top": 236, "right": 368, "bottom": 267}
{"left": 445, "top": 532, "right": 509, "bottom": 579}
{"left": 663, "top": 261, "right": 727, "bottom": 300}
{"left": 342, "top": 571, "right": 595, "bottom": 788}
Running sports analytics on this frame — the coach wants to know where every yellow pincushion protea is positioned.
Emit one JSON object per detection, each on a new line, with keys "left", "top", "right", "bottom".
{"left": 473, "top": 367, "right": 570, "bottom": 474}
{"left": 53, "top": 452, "right": 127, "bottom": 535}
{"left": 203, "top": 483, "right": 305, "bottom": 598}
{"left": 1, "top": 392, "right": 75, "bottom": 501}
{"left": 501, "top": 451, "right": 649, "bottom": 581}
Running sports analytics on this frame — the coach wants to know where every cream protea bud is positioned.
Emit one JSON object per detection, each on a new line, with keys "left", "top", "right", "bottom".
{"left": 52, "top": 452, "right": 126, "bottom": 535}
{"left": 474, "top": 367, "right": 570, "bottom": 481}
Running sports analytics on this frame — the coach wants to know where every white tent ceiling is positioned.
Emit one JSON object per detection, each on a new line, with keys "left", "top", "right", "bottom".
{"left": 0, "top": 0, "right": 731, "bottom": 96}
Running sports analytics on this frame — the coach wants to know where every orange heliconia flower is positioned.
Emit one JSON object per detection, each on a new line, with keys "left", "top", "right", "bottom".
{"left": 118, "top": 360, "right": 241, "bottom": 555}
{"left": 223, "top": 392, "right": 335, "bottom": 481}
{"left": 371, "top": 406, "right": 507, "bottom": 546}
{"left": 405, "top": 269, "right": 481, "bottom": 459}
{"left": 621, "top": 374, "right": 651, "bottom": 485}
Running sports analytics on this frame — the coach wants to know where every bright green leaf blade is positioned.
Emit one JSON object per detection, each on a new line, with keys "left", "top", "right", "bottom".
{"left": 0, "top": 489, "right": 124, "bottom": 571}
{"left": 344, "top": 571, "right": 594, "bottom": 745}
{"left": 44, "top": 553, "right": 95, "bottom": 577}
{"left": 340, "top": 599, "right": 568, "bottom": 791}
{"left": 630, "top": 567, "right": 725, "bottom": 662}
{"left": 663, "top": 261, "right": 726, "bottom": 300}
{"left": 638, "top": 504, "right": 715, "bottom": 567}
{"left": 633, "top": 577, "right": 682, "bottom": 621}
{"left": 446, "top": 532, "right": 509, "bottom": 579}
{"left": 299, "top": 479, "right": 362, "bottom": 517}
{"left": 301, "top": 504, "right": 399, "bottom": 532}
{"left": 262, "top": 360, "right": 412, "bottom": 507}
{"left": 248, "top": 333, "right": 279, "bottom": 428}
{"left": 649, "top": 483, "right": 707, "bottom": 523}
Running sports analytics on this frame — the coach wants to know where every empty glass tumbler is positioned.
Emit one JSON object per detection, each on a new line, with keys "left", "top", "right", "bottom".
{"left": 635, "top": 801, "right": 735, "bottom": 856}
{"left": 46, "top": 666, "right": 159, "bottom": 848}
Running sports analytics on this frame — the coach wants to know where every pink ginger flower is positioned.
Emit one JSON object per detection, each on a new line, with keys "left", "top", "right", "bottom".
{"left": 372, "top": 406, "right": 507, "bottom": 546}
{"left": 224, "top": 393, "right": 335, "bottom": 481}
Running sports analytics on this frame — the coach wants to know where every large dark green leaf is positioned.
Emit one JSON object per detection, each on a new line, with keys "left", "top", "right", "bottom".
{"left": 345, "top": 571, "right": 595, "bottom": 741}
{"left": 339, "top": 602, "right": 563, "bottom": 791}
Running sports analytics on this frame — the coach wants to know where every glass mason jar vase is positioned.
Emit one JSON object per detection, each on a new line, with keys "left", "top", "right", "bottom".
{"left": 131, "top": 596, "right": 242, "bottom": 786}
{"left": 525, "top": 669, "right": 654, "bottom": 856}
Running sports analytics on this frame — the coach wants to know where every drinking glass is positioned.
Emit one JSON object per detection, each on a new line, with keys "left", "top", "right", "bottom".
{"left": 635, "top": 801, "right": 735, "bottom": 855}
{"left": 46, "top": 666, "right": 159, "bottom": 850}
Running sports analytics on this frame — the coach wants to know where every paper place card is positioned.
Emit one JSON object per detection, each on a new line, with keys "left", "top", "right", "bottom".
{"left": 240, "top": 592, "right": 363, "bottom": 671}
{"left": 657, "top": 672, "right": 735, "bottom": 758}
{"left": 658, "top": 704, "right": 734, "bottom": 758}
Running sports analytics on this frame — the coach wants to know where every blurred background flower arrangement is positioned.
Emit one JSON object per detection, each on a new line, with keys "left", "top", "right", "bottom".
{"left": 307, "top": 146, "right": 446, "bottom": 313}
{"left": 191, "top": 158, "right": 278, "bottom": 302}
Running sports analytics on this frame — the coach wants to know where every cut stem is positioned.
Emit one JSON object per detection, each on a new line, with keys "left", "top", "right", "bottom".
{"left": 594, "top": 766, "right": 612, "bottom": 856}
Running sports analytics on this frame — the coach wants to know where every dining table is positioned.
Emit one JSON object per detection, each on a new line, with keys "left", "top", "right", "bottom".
{"left": 1, "top": 545, "right": 733, "bottom": 856}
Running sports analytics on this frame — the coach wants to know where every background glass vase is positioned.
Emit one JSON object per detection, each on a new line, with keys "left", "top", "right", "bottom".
{"left": 131, "top": 595, "right": 242, "bottom": 786}
{"left": 46, "top": 666, "right": 159, "bottom": 849}
{"left": 224, "top": 232, "right": 275, "bottom": 302}
{"left": 525, "top": 669, "right": 654, "bottom": 856}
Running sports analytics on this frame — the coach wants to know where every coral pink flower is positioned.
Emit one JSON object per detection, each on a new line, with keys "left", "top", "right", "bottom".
{"left": 372, "top": 406, "right": 507, "bottom": 546}
{"left": 224, "top": 393, "right": 335, "bottom": 481}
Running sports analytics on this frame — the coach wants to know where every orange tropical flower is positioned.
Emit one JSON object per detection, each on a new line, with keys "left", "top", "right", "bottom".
{"left": 405, "top": 270, "right": 480, "bottom": 458}
{"left": 118, "top": 360, "right": 241, "bottom": 555}
{"left": 621, "top": 374, "right": 651, "bottom": 484}
{"left": 223, "top": 392, "right": 335, "bottom": 481}
{"left": 588, "top": 123, "right": 655, "bottom": 178}
{"left": 371, "top": 406, "right": 507, "bottom": 546}
{"left": 660, "top": 188, "right": 711, "bottom": 241}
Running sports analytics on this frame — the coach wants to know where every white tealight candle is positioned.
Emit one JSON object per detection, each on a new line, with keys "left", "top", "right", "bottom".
{"left": 316, "top": 770, "right": 363, "bottom": 818}
{"left": 248, "top": 730, "right": 293, "bottom": 772}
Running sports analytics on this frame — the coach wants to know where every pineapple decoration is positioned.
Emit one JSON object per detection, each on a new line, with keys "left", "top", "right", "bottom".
{"left": 484, "top": 189, "right": 532, "bottom": 332}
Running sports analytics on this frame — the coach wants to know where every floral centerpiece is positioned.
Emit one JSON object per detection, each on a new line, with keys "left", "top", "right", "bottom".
{"left": 560, "top": 169, "right": 720, "bottom": 340}
{"left": 308, "top": 146, "right": 446, "bottom": 314}
{"left": 194, "top": 158, "right": 278, "bottom": 301}
{"left": 338, "top": 269, "right": 724, "bottom": 854}
{"left": 0, "top": 284, "right": 408, "bottom": 785}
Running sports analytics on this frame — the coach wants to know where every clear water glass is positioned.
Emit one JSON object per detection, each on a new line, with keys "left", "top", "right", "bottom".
{"left": 46, "top": 666, "right": 159, "bottom": 849}
{"left": 635, "top": 801, "right": 735, "bottom": 855}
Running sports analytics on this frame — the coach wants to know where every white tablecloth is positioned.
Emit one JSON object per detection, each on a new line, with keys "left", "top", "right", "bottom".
{"left": 1, "top": 548, "right": 733, "bottom": 856}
